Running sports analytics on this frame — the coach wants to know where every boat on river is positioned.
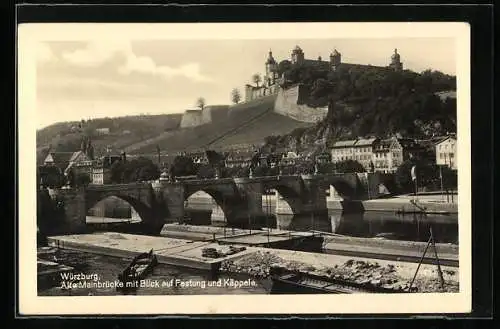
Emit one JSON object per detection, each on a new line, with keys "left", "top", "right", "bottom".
{"left": 117, "top": 249, "right": 158, "bottom": 290}
{"left": 269, "top": 267, "right": 412, "bottom": 294}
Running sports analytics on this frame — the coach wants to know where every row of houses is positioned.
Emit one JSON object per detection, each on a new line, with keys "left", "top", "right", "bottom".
{"left": 330, "top": 135, "right": 457, "bottom": 172}
{"left": 217, "top": 134, "right": 457, "bottom": 173}
{"left": 40, "top": 134, "right": 456, "bottom": 187}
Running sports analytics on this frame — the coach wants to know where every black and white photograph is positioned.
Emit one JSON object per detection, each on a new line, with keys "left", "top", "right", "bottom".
{"left": 18, "top": 22, "right": 471, "bottom": 315}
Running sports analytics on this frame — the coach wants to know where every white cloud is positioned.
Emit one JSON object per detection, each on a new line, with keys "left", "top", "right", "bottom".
{"left": 61, "top": 40, "right": 212, "bottom": 82}
{"left": 37, "top": 42, "right": 56, "bottom": 63}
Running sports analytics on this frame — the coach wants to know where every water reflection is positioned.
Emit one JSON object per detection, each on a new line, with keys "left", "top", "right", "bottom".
{"left": 185, "top": 200, "right": 459, "bottom": 244}
{"left": 275, "top": 210, "right": 458, "bottom": 244}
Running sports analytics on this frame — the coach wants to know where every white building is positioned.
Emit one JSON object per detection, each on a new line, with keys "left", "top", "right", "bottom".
{"left": 435, "top": 135, "right": 457, "bottom": 170}
{"left": 95, "top": 128, "right": 110, "bottom": 135}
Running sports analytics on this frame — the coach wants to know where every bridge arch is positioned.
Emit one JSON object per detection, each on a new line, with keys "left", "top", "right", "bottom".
{"left": 85, "top": 192, "right": 157, "bottom": 227}
{"left": 184, "top": 187, "right": 237, "bottom": 224}
{"left": 264, "top": 182, "right": 303, "bottom": 215}
{"left": 325, "top": 180, "right": 358, "bottom": 200}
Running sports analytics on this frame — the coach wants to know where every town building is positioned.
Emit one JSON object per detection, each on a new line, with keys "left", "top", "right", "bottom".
{"left": 91, "top": 153, "right": 124, "bottom": 185}
{"left": 330, "top": 140, "right": 357, "bottom": 163}
{"left": 352, "top": 138, "right": 379, "bottom": 171}
{"left": 315, "top": 152, "right": 331, "bottom": 164}
{"left": 43, "top": 137, "right": 95, "bottom": 182}
{"left": 330, "top": 138, "right": 378, "bottom": 172}
{"left": 245, "top": 46, "right": 404, "bottom": 102}
{"left": 279, "top": 151, "right": 301, "bottom": 166}
{"left": 95, "top": 127, "right": 110, "bottom": 135}
{"left": 43, "top": 152, "right": 77, "bottom": 173}
{"left": 224, "top": 150, "right": 257, "bottom": 168}
{"left": 435, "top": 135, "right": 457, "bottom": 170}
{"left": 372, "top": 137, "right": 424, "bottom": 173}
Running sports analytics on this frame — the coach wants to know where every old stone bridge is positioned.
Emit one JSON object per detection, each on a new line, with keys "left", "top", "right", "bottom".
{"left": 40, "top": 173, "right": 389, "bottom": 234}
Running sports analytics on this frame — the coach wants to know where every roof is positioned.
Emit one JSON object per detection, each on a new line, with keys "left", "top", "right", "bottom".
{"left": 396, "top": 138, "right": 418, "bottom": 149}
{"left": 44, "top": 152, "right": 74, "bottom": 164}
{"left": 434, "top": 135, "right": 457, "bottom": 145}
{"left": 225, "top": 150, "right": 257, "bottom": 160}
{"left": 373, "top": 139, "right": 393, "bottom": 152}
{"left": 69, "top": 150, "right": 87, "bottom": 162}
{"left": 354, "top": 138, "right": 378, "bottom": 146}
{"left": 332, "top": 140, "right": 357, "bottom": 148}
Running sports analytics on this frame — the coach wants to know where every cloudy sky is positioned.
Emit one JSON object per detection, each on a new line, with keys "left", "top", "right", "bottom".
{"left": 35, "top": 29, "right": 457, "bottom": 129}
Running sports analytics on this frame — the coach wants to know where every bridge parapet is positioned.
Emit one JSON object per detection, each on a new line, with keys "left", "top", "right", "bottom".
{"left": 86, "top": 182, "right": 152, "bottom": 191}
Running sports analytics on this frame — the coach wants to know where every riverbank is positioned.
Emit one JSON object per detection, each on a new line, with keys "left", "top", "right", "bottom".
{"left": 160, "top": 224, "right": 458, "bottom": 267}
{"left": 46, "top": 232, "right": 459, "bottom": 293}
{"left": 333, "top": 195, "right": 459, "bottom": 214}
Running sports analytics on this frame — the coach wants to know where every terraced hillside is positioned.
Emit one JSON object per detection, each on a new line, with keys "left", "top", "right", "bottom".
{"left": 130, "top": 95, "right": 312, "bottom": 154}
{"left": 36, "top": 114, "right": 183, "bottom": 161}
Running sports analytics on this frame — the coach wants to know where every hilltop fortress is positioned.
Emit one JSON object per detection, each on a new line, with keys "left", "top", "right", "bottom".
{"left": 180, "top": 46, "right": 404, "bottom": 128}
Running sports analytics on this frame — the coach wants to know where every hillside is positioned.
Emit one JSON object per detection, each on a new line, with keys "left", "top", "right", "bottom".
{"left": 132, "top": 95, "right": 312, "bottom": 154}
{"left": 36, "top": 114, "right": 183, "bottom": 164}
{"left": 36, "top": 95, "right": 313, "bottom": 161}
{"left": 267, "top": 65, "right": 457, "bottom": 150}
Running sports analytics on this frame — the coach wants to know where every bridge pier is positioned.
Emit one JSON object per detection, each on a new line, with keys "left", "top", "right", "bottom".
{"left": 47, "top": 188, "right": 87, "bottom": 235}
{"left": 299, "top": 174, "right": 328, "bottom": 214}
{"left": 153, "top": 181, "right": 185, "bottom": 223}
{"left": 232, "top": 178, "right": 271, "bottom": 229}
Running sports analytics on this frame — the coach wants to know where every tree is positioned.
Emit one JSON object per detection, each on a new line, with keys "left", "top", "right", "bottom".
{"left": 74, "top": 172, "right": 91, "bottom": 187}
{"left": 38, "top": 165, "right": 64, "bottom": 188}
{"left": 231, "top": 88, "right": 242, "bottom": 104}
{"left": 252, "top": 73, "right": 262, "bottom": 87}
{"left": 205, "top": 150, "right": 225, "bottom": 167}
{"left": 170, "top": 155, "right": 197, "bottom": 178}
{"left": 395, "top": 158, "right": 439, "bottom": 193}
{"left": 196, "top": 97, "right": 206, "bottom": 110}
{"left": 335, "top": 160, "right": 365, "bottom": 173}
{"left": 136, "top": 161, "right": 161, "bottom": 182}
{"left": 197, "top": 164, "right": 216, "bottom": 179}
{"left": 110, "top": 160, "right": 126, "bottom": 184}
{"left": 277, "top": 60, "right": 292, "bottom": 76}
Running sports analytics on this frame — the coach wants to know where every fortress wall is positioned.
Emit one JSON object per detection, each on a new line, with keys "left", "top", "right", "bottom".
{"left": 164, "top": 114, "right": 183, "bottom": 130}
{"left": 180, "top": 110, "right": 204, "bottom": 128}
{"left": 274, "top": 85, "right": 329, "bottom": 123}
{"left": 202, "top": 105, "right": 230, "bottom": 124}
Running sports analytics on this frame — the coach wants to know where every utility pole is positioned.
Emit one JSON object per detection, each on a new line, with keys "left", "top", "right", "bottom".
{"left": 439, "top": 165, "right": 444, "bottom": 202}
{"left": 444, "top": 154, "right": 449, "bottom": 203}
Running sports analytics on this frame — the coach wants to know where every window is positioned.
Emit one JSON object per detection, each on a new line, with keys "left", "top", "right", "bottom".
{"left": 449, "top": 153, "right": 454, "bottom": 158}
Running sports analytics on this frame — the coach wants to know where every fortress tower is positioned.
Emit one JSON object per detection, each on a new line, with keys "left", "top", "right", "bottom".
{"left": 264, "top": 49, "right": 279, "bottom": 86}
{"left": 291, "top": 45, "right": 305, "bottom": 64}
{"left": 389, "top": 48, "right": 403, "bottom": 71}
{"left": 329, "top": 49, "right": 342, "bottom": 70}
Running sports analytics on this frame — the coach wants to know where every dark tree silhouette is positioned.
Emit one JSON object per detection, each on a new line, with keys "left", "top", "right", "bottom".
{"left": 231, "top": 88, "right": 242, "bottom": 104}
{"left": 335, "top": 160, "right": 365, "bottom": 173}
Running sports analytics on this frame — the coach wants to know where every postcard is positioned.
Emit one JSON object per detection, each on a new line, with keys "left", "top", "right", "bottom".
{"left": 18, "top": 21, "right": 471, "bottom": 315}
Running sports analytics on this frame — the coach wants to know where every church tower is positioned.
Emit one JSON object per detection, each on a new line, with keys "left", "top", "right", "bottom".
{"left": 265, "top": 49, "right": 278, "bottom": 86}
{"left": 80, "top": 137, "right": 87, "bottom": 154}
{"left": 389, "top": 48, "right": 403, "bottom": 71}
{"left": 291, "top": 45, "right": 305, "bottom": 65}
{"left": 86, "top": 138, "right": 94, "bottom": 160}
